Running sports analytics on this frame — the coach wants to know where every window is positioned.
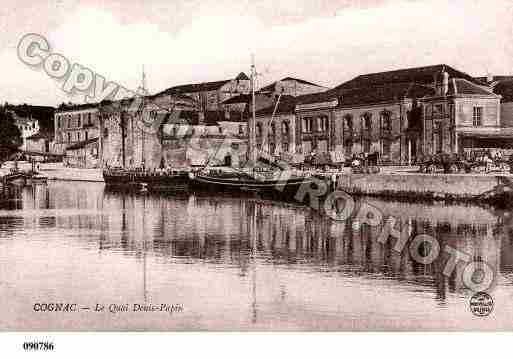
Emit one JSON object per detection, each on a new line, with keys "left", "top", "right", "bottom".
{"left": 77, "top": 132, "right": 81, "bottom": 141}
{"left": 67, "top": 133, "right": 71, "bottom": 143}
{"left": 344, "top": 115, "right": 353, "bottom": 131}
{"left": 473, "top": 107, "right": 483, "bottom": 126}
{"left": 270, "top": 123, "right": 276, "bottom": 137}
{"left": 435, "top": 104, "right": 444, "bottom": 116}
{"left": 270, "top": 143, "right": 276, "bottom": 154}
{"left": 381, "top": 112, "right": 392, "bottom": 131}
{"left": 282, "top": 122, "right": 289, "bottom": 135}
{"left": 363, "top": 139, "right": 371, "bottom": 153}
{"left": 302, "top": 117, "right": 313, "bottom": 133}
{"left": 256, "top": 123, "right": 262, "bottom": 137}
{"left": 319, "top": 116, "right": 328, "bottom": 132}
{"left": 382, "top": 140, "right": 391, "bottom": 156}
{"left": 345, "top": 140, "right": 353, "bottom": 156}
{"left": 77, "top": 114, "right": 81, "bottom": 128}
{"left": 238, "top": 124, "right": 244, "bottom": 135}
{"left": 283, "top": 143, "right": 289, "bottom": 152}
{"left": 362, "top": 113, "right": 372, "bottom": 131}
{"left": 85, "top": 131, "right": 88, "bottom": 141}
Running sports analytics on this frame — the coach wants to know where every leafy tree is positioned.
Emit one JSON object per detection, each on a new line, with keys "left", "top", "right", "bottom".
{"left": 0, "top": 106, "right": 22, "bottom": 164}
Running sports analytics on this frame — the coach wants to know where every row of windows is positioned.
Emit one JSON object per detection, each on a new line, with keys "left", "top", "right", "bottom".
{"left": 427, "top": 103, "right": 484, "bottom": 127}
{"left": 256, "top": 143, "right": 290, "bottom": 153}
{"left": 18, "top": 122, "right": 37, "bottom": 131}
{"left": 60, "top": 131, "right": 89, "bottom": 143}
{"left": 57, "top": 112, "right": 95, "bottom": 129}
{"left": 302, "top": 116, "right": 328, "bottom": 133}
{"left": 343, "top": 113, "right": 392, "bottom": 132}
{"left": 256, "top": 122, "right": 290, "bottom": 137}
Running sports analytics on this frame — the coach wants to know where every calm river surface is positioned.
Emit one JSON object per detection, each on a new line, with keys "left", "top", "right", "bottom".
{"left": 1, "top": 181, "right": 513, "bottom": 330}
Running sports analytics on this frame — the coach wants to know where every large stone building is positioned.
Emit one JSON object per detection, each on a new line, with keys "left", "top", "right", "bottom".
{"left": 54, "top": 103, "right": 100, "bottom": 155}
{"left": 293, "top": 64, "right": 504, "bottom": 164}
{"left": 420, "top": 73, "right": 501, "bottom": 156}
{"left": 99, "top": 92, "right": 248, "bottom": 169}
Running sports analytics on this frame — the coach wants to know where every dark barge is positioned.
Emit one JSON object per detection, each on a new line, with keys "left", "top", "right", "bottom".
{"left": 102, "top": 167, "right": 190, "bottom": 191}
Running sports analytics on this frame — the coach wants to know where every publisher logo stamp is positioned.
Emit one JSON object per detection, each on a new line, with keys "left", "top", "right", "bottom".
{"left": 469, "top": 292, "right": 494, "bottom": 317}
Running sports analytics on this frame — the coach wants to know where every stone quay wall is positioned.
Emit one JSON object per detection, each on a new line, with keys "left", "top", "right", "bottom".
{"left": 336, "top": 173, "right": 512, "bottom": 201}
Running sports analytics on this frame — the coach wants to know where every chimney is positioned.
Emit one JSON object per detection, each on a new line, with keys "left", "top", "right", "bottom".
{"left": 442, "top": 70, "right": 449, "bottom": 96}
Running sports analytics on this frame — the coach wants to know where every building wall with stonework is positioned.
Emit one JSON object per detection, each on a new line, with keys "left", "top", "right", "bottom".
{"left": 333, "top": 102, "right": 412, "bottom": 163}
{"left": 255, "top": 113, "right": 296, "bottom": 157}
{"left": 99, "top": 95, "right": 248, "bottom": 169}
{"left": 54, "top": 106, "right": 100, "bottom": 154}
{"left": 501, "top": 102, "right": 513, "bottom": 128}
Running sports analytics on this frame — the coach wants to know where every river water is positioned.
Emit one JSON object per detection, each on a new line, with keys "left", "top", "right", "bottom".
{"left": 1, "top": 181, "right": 513, "bottom": 330}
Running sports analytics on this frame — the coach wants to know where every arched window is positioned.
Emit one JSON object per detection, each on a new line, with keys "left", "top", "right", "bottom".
{"left": 381, "top": 111, "right": 392, "bottom": 131}
{"left": 361, "top": 113, "right": 372, "bottom": 131}
{"left": 344, "top": 115, "right": 353, "bottom": 131}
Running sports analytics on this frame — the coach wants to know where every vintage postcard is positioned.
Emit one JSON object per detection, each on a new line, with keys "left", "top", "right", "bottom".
{"left": 1, "top": 0, "right": 513, "bottom": 348}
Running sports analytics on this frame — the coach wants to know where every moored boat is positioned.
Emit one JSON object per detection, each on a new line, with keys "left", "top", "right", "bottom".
{"left": 189, "top": 166, "right": 317, "bottom": 199}
{"left": 103, "top": 167, "right": 190, "bottom": 191}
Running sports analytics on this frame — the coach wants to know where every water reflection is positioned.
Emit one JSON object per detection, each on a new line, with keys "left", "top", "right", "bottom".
{"left": 1, "top": 182, "right": 512, "bottom": 330}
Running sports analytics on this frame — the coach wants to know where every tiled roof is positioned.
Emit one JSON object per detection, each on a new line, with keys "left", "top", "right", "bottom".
{"left": 66, "top": 137, "right": 99, "bottom": 151}
{"left": 295, "top": 91, "right": 335, "bottom": 105}
{"left": 258, "top": 77, "right": 326, "bottom": 93}
{"left": 221, "top": 94, "right": 252, "bottom": 105}
{"left": 255, "top": 96, "right": 297, "bottom": 117}
{"left": 335, "top": 64, "right": 483, "bottom": 90}
{"left": 337, "top": 82, "right": 435, "bottom": 107}
{"left": 297, "top": 82, "right": 435, "bottom": 107}
{"left": 494, "top": 80, "right": 513, "bottom": 102}
{"left": 450, "top": 78, "right": 495, "bottom": 96}
{"left": 156, "top": 72, "right": 249, "bottom": 96}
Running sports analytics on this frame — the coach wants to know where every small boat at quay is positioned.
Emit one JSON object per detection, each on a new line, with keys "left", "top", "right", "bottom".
{"left": 102, "top": 167, "right": 190, "bottom": 191}
{"left": 1, "top": 169, "right": 48, "bottom": 187}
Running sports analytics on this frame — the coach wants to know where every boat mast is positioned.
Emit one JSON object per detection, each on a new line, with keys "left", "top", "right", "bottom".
{"left": 249, "top": 55, "right": 257, "bottom": 165}
{"left": 141, "top": 65, "right": 146, "bottom": 169}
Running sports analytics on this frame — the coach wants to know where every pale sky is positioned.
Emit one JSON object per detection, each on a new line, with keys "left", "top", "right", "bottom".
{"left": 1, "top": 0, "right": 512, "bottom": 106}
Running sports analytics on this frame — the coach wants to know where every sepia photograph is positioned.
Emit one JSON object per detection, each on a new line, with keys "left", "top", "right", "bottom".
{"left": 1, "top": 0, "right": 513, "bottom": 353}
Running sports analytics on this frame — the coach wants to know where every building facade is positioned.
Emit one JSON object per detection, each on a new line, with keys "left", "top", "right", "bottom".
{"left": 54, "top": 104, "right": 100, "bottom": 155}
{"left": 294, "top": 64, "right": 503, "bottom": 164}
{"left": 6, "top": 104, "right": 54, "bottom": 152}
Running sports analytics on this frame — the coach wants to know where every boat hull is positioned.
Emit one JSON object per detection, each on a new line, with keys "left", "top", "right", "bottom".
{"left": 103, "top": 171, "right": 190, "bottom": 191}
{"left": 190, "top": 174, "right": 319, "bottom": 200}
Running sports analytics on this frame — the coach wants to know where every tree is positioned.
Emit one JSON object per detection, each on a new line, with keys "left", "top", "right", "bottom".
{"left": 0, "top": 106, "right": 22, "bottom": 164}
